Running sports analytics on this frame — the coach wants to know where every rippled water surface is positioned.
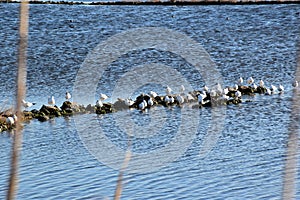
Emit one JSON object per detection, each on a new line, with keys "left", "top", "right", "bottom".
{"left": 1, "top": 3, "right": 300, "bottom": 199}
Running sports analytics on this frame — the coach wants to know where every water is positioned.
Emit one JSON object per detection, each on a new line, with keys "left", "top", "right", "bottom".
{"left": 0, "top": 3, "right": 300, "bottom": 199}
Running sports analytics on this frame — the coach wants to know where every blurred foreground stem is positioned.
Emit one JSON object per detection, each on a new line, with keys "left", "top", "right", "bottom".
{"left": 6, "top": 1, "right": 29, "bottom": 199}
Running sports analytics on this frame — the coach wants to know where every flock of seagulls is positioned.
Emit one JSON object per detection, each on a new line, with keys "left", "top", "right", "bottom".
{"left": 3, "top": 77, "right": 299, "bottom": 127}
{"left": 112, "top": 77, "right": 299, "bottom": 111}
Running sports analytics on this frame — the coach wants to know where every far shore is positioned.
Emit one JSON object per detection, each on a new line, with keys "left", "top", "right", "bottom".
{"left": 1, "top": 0, "right": 299, "bottom": 5}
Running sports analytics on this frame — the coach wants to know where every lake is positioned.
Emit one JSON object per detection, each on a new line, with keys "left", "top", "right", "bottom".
{"left": 0, "top": 3, "right": 300, "bottom": 199}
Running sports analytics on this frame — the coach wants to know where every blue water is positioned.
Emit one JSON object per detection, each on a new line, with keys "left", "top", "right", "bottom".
{"left": 0, "top": 3, "right": 300, "bottom": 199}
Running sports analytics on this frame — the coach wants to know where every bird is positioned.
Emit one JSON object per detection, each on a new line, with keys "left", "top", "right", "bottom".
{"left": 166, "top": 85, "right": 172, "bottom": 95}
{"left": 65, "top": 92, "right": 71, "bottom": 100}
{"left": 278, "top": 84, "right": 284, "bottom": 93}
{"left": 6, "top": 114, "right": 17, "bottom": 126}
{"left": 223, "top": 87, "right": 229, "bottom": 95}
{"left": 270, "top": 85, "right": 278, "bottom": 93}
{"left": 235, "top": 90, "right": 242, "bottom": 98}
{"left": 247, "top": 77, "right": 254, "bottom": 85}
{"left": 149, "top": 91, "right": 158, "bottom": 98}
{"left": 259, "top": 80, "right": 265, "bottom": 87}
{"left": 203, "top": 85, "right": 209, "bottom": 92}
{"left": 6, "top": 116, "right": 15, "bottom": 125}
{"left": 100, "top": 93, "right": 108, "bottom": 101}
{"left": 233, "top": 84, "right": 239, "bottom": 91}
{"left": 48, "top": 96, "right": 55, "bottom": 105}
{"left": 96, "top": 99, "right": 103, "bottom": 108}
{"left": 176, "top": 95, "right": 184, "bottom": 104}
{"left": 253, "top": 83, "right": 258, "bottom": 90}
{"left": 124, "top": 99, "right": 134, "bottom": 107}
{"left": 210, "top": 90, "right": 217, "bottom": 97}
{"left": 238, "top": 77, "right": 243, "bottom": 85}
{"left": 22, "top": 99, "right": 36, "bottom": 108}
{"left": 164, "top": 96, "right": 171, "bottom": 104}
{"left": 138, "top": 100, "right": 147, "bottom": 110}
{"left": 216, "top": 83, "right": 223, "bottom": 95}
{"left": 186, "top": 93, "right": 194, "bottom": 102}
{"left": 147, "top": 98, "right": 154, "bottom": 107}
{"left": 180, "top": 85, "right": 185, "bottom": 94}
{"left": 292, "top": 80, "right": 298, "bottom": 87}
{"left": 265, "top": 88, "right": 272, "bottom": 95}
{"left": 198, "top": 94, "right": 203, "bottom": 104}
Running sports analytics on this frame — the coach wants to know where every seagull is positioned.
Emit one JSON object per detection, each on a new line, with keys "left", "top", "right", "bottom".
{"left": 198, "top": 94, "right": 203, "bottom": 104}
{"left": 265, "top": 88, "right": 272, "bottom": 95}
{"left": 6, "top": 116, "right": 15, "bottom": 125}
{"left": 180, "top": 85, "right": 185, "bottom": 94}
{"left": 259, "top": 80, "right": 265, "bottom": 87}
{"left": 203, "top": 85, "right": 209, "bottom": 92}
{"left": 96, "top": 99, "right": 103, "bottom": 108}
{"left": 233, "top": 84, "right": 239, "bottom": 91}
{"left": 147, "top": 98, "right": 154, "bottom": 107}
{"left": 210, "top": 90, "right": 217, "bottom": 97}
{"left": 253, "top": 83, "right": 258, "bottom": 90}
{"left": 149, "top": 91, "right": 158, "bottom": 98}
{"left": 166, "top": 85, "right": 172, "bottom": 95}
{"left": 216, "top": 83, "right": 223, "bottom": 95}
{"left": 247, "top": 77, "right": 254, "bottom": 85}
{"left": 100, "top": 93, "right": 109, "bottom": 101}
{"left": 235, "top": 90, "right": 242, "bottom": 98}
{"left": 223, "top": 87, "right": 229, "bottom": 95}
{"left": 6, "top": 114, "right": 17, "bottom": 126}
{"left": 22, "top": 99, "right": 36, "bottom": 108}
{"left": 164, "top": 96, "right": 171, "bottom": 104}
{"left": 238, "top": 77, "right": 243, "bottom": 85}
{"left": 65, "top": 92, "right": 71, "bottom": 100}
{"left": 186, "top": 93, "right": 194, "bottom": 102}
{"left": 292, "top": 80, "right": 298, "bottom": 87}
{"left": 139, "top": 100, "right": 147, "bottom": 110}
{"left": 176, "top": 95, "right": 184, "bottom": 104}
{"left": 270, "top": 84, "right": 278, "bottom": 93}
{"left": 48, "top": 96, "right": 55, "bottom": 106}
{"left": 124, "top": 99, "right": 134, "bottom": 107}
{"left": 278, "top": 84, "right": 284, "bottom": 93}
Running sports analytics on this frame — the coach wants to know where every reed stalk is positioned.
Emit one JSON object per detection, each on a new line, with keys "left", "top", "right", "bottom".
{"left": 282, "top": 47, "right": 300, "bottom": 199}
{"left": 6, "top": 0, "right": 29, "bottom": 199}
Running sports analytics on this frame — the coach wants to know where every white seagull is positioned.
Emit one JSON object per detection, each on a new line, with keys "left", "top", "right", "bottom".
{"left": 139, "top": 100, "right": 147, "bottom": 110}
{"left": 247, "top": 77, "right": 254, "bottom": 85}
{"left": 265, "top": 88, "right": 272, "bottom": 95}
{"left": 147, "top": 98, "right": 154, "bottom": 107}
{"left": 238, "top": 77, "right": 243, "bottom": 85}
{"left": 270, "top": 85, "right": 278, "bottom": 93}
{"left": 48, "top": 96, "right": 55, "bottom": 105}
{"left": 6, "top": 114, "right": 17, "bottom": 126}
{"left": 22, "top": 99, "right": 36, "bottom": 108}
{"left": 100, "top": 93, "right": 109, "bottom": 101}
{"left": 176, "top": 95, "right": 184, "bottom": 104}
{"left": 235, "top": 90, "right": 242, "bottom": 98}
{"left": 180, "top": 85, "right": 185, "bottom": 94}
{"left": 203, "top": 85, "right": 209, "bottom": 92}
{"left": 96, "top": 99, "right": 103, "bottom": 108}
{"left": 259, "top": 80, "right": 265, "bottom": 87}
{"left": 198, "top": 94, "right": 203, "bottom": 104}
{"left": 149, "top": 91, "right": 158, "bottom": 98}
{"left": 166, "top": 85, "right": 172, "bottom": 95}
{"left": 65, "top": 92, "right": 71, "bottom": 100}
{"left": 278, "top": 84, "right": 284, "bottom": 93}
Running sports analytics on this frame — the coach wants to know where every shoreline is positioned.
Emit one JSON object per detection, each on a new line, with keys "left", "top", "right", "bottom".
{"left": 1, "top": 0, "right": 299, "bottom": 5}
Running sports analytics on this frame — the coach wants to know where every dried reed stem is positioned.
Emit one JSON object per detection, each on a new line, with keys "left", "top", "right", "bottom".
{"left": 6, "top": 1, "right": 29, "bottom": 199}
{"left": 282, "top": 48, "right": 300, "bottom": 199}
